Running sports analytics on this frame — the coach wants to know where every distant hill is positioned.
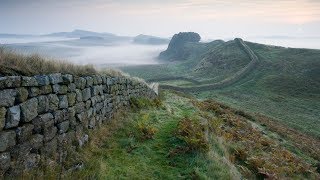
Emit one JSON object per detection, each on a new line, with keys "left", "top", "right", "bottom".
{"left": 79, "top": 36, "right": 105, "bottom": 40}
{"left": 45, "top": 29, "right": 115, "bottom": 38}
{"left": 0, "top": 34, "right": 34, "bottom": 38}
{"left": 133, "top": 34, "right": 169, "bottom": 45}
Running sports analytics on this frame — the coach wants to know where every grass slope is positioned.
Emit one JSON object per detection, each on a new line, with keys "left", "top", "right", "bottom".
{"left": 26, "top": 91, "right": 319, "bottom": 179}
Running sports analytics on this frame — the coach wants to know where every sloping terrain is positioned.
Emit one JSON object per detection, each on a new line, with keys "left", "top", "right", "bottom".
{"left": 28, "top": 91, "right": 319, "bottom": 179}
{"left": 121, "top": 33, "right": 320, "bottom": 138}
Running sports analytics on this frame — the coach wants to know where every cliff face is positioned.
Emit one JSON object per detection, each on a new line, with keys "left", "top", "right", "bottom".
{"left": 0, "top": 73, "right": 157, "bottom": 176}
{"left": 158, "top": 32, "right": 201, "bottom": 61}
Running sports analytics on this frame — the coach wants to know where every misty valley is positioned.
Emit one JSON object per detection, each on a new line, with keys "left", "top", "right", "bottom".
{"left": 0, "top": 29, "right": 319, "bottom": 180}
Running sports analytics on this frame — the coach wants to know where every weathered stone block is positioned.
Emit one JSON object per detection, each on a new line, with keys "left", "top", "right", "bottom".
{"left": 68, "top": 83, "right": 76, "bottom": 92}
{"left": 62, "top": 74, "right": 73, "bottom": 84}
{"left": 85, "top": 76, "right": 93, "bottom": 87}
{"left": 101, "top": 76, "right": 107, "bottom": 84}
{"left": 16, "top": 123, "right": 34, "bottom": 143}
{"left": 5, "top": 105, "right": 20, "bottom": 129}
{"left": 74, "top": 77, "right": 86, "bottom": 89}
{"left": 32, "top": 113, "right": 54, "bottom": 133}
{"left": 21, "top": 77, "right": 38, "bottom": 87}
{"left": 96, "top": 75, "right": 103, "bottom": 84}
{"left": 44, "top": 126, "right": 57, "bottom": 142}
{"left": 58, "top": 95, "right": 68, "bottom": 109}
{"left": 34, "top": 75, "right": 50, "bottom": 86}
{"left": 30, "top": 134, "right": 44, "bottom": 150}
{"left": 52, "top": 84, "right": 68, "bottom": 94}
{"left": 20, "top": 153, "right": 41, "bottom": 171}
{"left": 85, "top": 100, "right": 91, "bottom": 109}
{"left": 0, "top": 76, "right": 21, "bottom": 88}
{"left": 20, "top": 98, "right": 38, "bottom": 122}
{"left": 16, "top": 87, "right": 28, "bottom": 103}
{"left": 39, "top": 85, "right": 52, "bottom": 94}
{"left": 0, "top": 107, "right": 6, "bottom": 130}
{"left": 106, "top": 77, "right": 113, "bottom": 86}
{"left": 82, "top": 88, "right": 91, "bottom": 101}
{"left": 0, "top": 152, "right": 11, "bottom": 174}
{"left": 48, "top": 73, "right": 63, "bottom": 84}
{"left": 92, "top": 75, "right": 98, "bottom": 85}
{"left": 78, "top": 134, "right": 89, "bottom": 147}
{"left": 28, "top": 87, "right": 40, "bottom": 97}
{"left": 67, "top": 93, "right": 76, "bottom": 106}
{"left": 0, "top": 89, "right": 16, "bottom": 107}
{"left": 74, "top": 102, "right": 85, "bottom": 114}
{"left": 53, "top": 109, "right": 68, "bottom": 124}
{"left": 57, "top": 121, "right": 69, "bottom": 134}
{"left": 75, "top": 89, "right": 83, "bottom": 102}
{"left": 48, "top": 94, "right": 59, "bottom": 111}
{"left": 37, "top": 95, "right": 49, "bottom": 114}
{"left": 0, "top": 131, "right": 16, "bottom": 152}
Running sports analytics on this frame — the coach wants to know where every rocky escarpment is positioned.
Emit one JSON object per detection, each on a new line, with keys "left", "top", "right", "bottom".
{"left": 158, "top": 32, "right": 201, "bottom": 61}
{"left": 0, "top": 73, "right": 157, "bottom": 177}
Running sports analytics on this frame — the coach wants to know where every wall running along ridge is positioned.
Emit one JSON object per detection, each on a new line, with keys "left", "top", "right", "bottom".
{"left": 159, "top": 38, "right": 259, "bottom": 92}
{"left": 0, "top": 73, "right": 158, "bottom": 177}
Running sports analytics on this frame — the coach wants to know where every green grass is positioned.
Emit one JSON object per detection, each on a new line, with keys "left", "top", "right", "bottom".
{"left": 64, "top": 91, "right": 232, "bottom": 179}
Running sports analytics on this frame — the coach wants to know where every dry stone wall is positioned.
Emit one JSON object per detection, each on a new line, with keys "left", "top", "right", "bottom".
{"left": 0, "top": 73, "right": 157, "bottom": 176}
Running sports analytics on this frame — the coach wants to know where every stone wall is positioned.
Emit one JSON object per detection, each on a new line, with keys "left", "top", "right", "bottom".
{"left": 0, "top": 73, "right": 157, "bottom": 176}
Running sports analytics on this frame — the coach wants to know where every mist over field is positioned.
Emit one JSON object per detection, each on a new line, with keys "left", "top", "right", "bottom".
{"left": 1, "top": 36, "right": 167, "bottom": 66}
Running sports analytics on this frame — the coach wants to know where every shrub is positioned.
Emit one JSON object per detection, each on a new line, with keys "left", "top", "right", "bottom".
{"left": 136, "top": 113, "right": 157, "bottom": 140}
{"left": 176, "top": 117, "right": 209, "bottom": 152}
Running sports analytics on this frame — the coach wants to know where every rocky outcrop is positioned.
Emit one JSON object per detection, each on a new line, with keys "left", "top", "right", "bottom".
{"left": 159, "top": 32, "right": 201, "bottom": 61}
{"left": 0, "top": 73, "right": 157, "bottom": 177}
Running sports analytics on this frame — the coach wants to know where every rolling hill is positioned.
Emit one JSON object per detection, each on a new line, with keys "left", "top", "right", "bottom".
{"left": 121, "top": 32, "right": 320, "bottom": 138}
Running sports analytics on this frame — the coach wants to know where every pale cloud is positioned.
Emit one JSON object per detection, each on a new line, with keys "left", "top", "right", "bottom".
{"left": 0, "top": 0, "right": 320, "bottom": 37}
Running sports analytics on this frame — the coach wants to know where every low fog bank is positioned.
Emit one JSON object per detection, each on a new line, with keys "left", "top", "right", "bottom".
{"left": 1, "top": 37, "right": 167, "bottom": 66}
{"left": 68, "top": 43, "right": 167, "bottom": 65}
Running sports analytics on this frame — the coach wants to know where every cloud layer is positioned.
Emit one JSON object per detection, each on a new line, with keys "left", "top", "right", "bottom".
{"left": 1, "top": 0, "right": 320, "bottom": 38}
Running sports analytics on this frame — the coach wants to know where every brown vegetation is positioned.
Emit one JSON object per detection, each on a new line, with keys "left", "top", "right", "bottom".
{"left": 194, "top": 99, "right": 319, "bottom": 179}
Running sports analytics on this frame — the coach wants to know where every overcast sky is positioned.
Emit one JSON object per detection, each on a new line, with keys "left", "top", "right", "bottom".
{"left": 1, "top": 0, "right": 320, "bottom": 39}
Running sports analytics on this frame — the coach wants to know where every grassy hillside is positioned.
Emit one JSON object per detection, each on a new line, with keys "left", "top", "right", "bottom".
{"left": 26, "top": 91, "right": 319, "bottom": 179}
{"left": 121, "top": 37, "right": 320, "bottom": 138}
